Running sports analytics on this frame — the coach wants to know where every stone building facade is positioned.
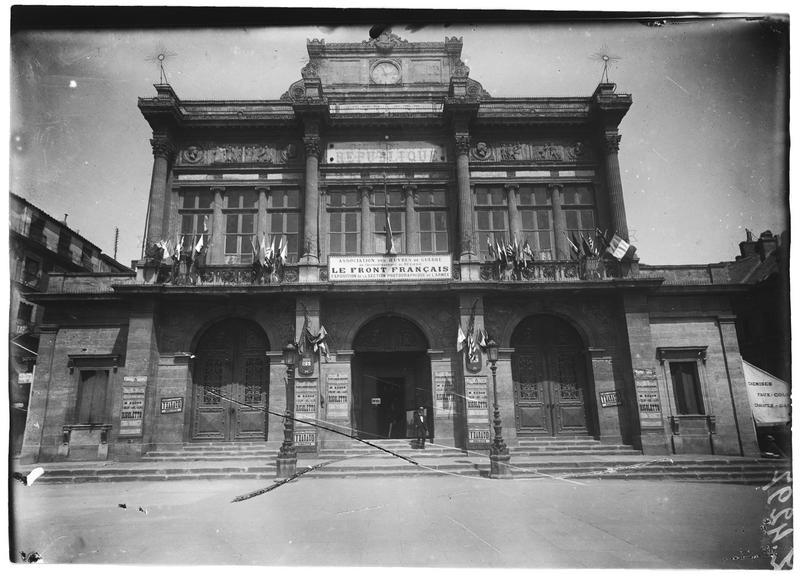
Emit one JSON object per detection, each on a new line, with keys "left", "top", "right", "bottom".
{"left": 21, "top": 31, "right": 763, "bottom": 463}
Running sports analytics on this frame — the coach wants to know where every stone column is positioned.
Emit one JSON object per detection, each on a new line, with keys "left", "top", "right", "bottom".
{"left": 359, "top": 185, "right": 372, "bottom": 255}
{"left": 301, "top": 135, "right": 321, "bottom": 263}
{"left": 716, "top": 316, "right": 760, "bottom": 456}
{"left": 403, "top": 184, "right": 419, "bottom": 253}
{"left": 256, "top": 186, "right": 269, "bottom": 240}
{"left": 454, "top": 134, "right": 475, "bottom": 259}
{"left": 20, "top": 326, "right": 58, "bottom": 464}
{"left": 429, "top": 350, "right": 456, "bottom": 446}
{"left": 602, "top": 132, "right": 629, "bottom": 241}
{"left": 505, "top": 183, "right": 521, "bottom": 242}
{"left": 588, "top": 347, "right": 623, "bottom": 443}
{"left": 209, "top": 187, "right": 225, "bottom": 265}
{"left": 145, "top": 134, "right": 175, "bottom": 245}
{"left": 548, "top": 183, "right": 568, "bottom": 259}
{"left": 318, "top": 186, "right": 329, "bottom": 262}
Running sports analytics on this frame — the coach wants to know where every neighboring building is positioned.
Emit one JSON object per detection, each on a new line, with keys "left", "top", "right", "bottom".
{"left": 9, "top": 192, "right": 130, "bottom": 455}
{"left": 21, "top": 31, "right": 775, "bottom": 463}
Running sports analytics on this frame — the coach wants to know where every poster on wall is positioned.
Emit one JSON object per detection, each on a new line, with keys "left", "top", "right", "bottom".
{"left": 294, "top": 379, "right": 318, "bottom": 450}
{"left": 633, "top": 368, "right": 663, "bottom": 428}
{"left": 120, "top": 381, "right": 146, "bottom": 436}
{"left": 465, "top": 376, "right": 489, "bottom": 422}
{"left": 434, "top": 371, "right": 454, "bottom": 412}
{"left": 326, "top": 373, "right": 349, "bottom": 417}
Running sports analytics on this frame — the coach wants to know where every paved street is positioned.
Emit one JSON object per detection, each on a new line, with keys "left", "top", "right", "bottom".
{"left": 10, "top": 473, "right": 774, "bottom": 567}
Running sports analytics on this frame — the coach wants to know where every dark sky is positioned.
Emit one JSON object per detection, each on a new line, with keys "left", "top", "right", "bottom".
{"left": 10, "top": 12, "right": 789, "bottom": 266}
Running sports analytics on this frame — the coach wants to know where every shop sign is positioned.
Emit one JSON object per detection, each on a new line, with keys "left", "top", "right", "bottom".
{"left": 160, "top": 397, "right": 184, "bottom": 414}
{"left": 326, "top": 141, "right": 447, "bottom": 164}
{"left": 326, "top": 373, "right": 349, "bottom": 416}
{"left": 329, "top": 254, "right": 451, "bottom": 282}
{"left": 599, "top": 390, "right": 623, "bottom": 408}
{"left": 633, "top": 368, "right": 663, "bottom": 427}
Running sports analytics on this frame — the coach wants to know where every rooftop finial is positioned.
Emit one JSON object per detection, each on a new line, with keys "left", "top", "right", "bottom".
{"left": 147, "top": 47, "right": 177, "bottom": 84}
{"left": 590, "top": 46, "right": 621, "bottom": 84}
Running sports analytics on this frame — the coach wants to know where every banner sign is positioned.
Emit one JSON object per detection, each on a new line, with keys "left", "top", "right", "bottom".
{"left": 326, "top": 141, "right": 447, "bottom": 164}
{"left": 329, "top": 254, "right": 451, "bottom": 282}
{"left": 633, "top": 368, "right": 663, "bottom": 427}
{"left": 160, "top": 397, "right": 184, "bottom": 414}
{"left": 120, "top": 384, "right": 146, "bottom": 436}
{"left": 326, "top": 373, "right": 349, "bottom": 417}
{"left": 742, "top": 360, "right": 791, "bottom": 426}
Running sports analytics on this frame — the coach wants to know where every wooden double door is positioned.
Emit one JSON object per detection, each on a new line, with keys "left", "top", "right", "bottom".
{"left": 512, "top": 315, "right": 590, "bottom": 436}
{"left": 192, "top": 319, "right": 270, "bottom": 441}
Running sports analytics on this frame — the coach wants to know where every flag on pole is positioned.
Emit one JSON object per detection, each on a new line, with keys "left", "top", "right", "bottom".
{"left": 202, "top": 214, "right": 209, "bottom": 234}
{"left": 606, "top": 233, "right": 637, "bottom": 261}
{"left": 565, "top": 232, "right": 581, "bottom": 259}
{"left": 522, "top": 238, "right": 534, "bottom": 263}
{"left": 279, "top": 235, "right": 288, "bottom": 263}
{"left": 457, "top": 325, "right": 467, "bottom": 352}
{"left": 268, "top": 236, "right": 276, "bottom": 263}
{"left": 496, "top": 236, "right": 506, "bottom": 264}
{"left": 487, "top": 235, "right": 496, "bottom": 261}
{"left": 194, "top": 234, "right": 204, "bottom": 253}
{"left": 311, "top": 325, "right": 330, "bottom": 360}
{"left": 298, "top": 311, "right": 309, "bottom": 355}
{"left": 384, "top": 205, "right": 396, "bottom": 255}
{"left": 594, "top": 227, "right": 610, "bottom": 250}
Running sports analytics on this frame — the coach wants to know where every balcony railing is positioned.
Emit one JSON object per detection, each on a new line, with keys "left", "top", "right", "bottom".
{"left": 140, "top": 263, "right": 299, "bottom": 285}
{"left": 478, "top": 257, "right": 623, "bottom": 282}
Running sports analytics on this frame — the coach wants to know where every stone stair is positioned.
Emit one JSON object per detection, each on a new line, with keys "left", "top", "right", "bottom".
{"left": 511, "top": 435, "right": 642, "bottom": 456}
{"left": 142, "top": 441, "right": 282, "bottom": 462}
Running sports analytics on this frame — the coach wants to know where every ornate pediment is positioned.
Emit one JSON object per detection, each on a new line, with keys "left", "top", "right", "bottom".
{"left": 362, "top": 29, "right": 409, "bottom": 53}
{"left": 469, "top": 140, "right": 591, "bottom": 163}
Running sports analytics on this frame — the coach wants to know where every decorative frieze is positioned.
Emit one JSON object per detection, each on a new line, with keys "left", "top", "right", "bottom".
{"left": 470, "top": 140, "right": 590, "bottom": 163}
{"left": 175, "top": 143, "right": 301, "bottom": 166}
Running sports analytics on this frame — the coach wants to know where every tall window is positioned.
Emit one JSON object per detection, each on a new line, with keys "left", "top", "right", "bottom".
{"left": 416, "top": 189, "right": 449, "bottom": 254}
{"left": 76, "top": 370, "right": 110, "bottom": 424}
{"left": 670, "top": 362, "right": 705, "bottom": 415}
{"left": 180, "top": 190, "right": 212, "bottom": 250}
{"left": 518, "top": 185, "right": 554, "bottom": 259}
{"left": 22, "top": 257, "right": 41, "bottom": 285}
{"left": 373, "top": 189, "right": 404, "bottom": 253}
{"left": 474, "top": 186, "right": 508, "bottom": 259}
{"left": 224, "top": 190, "right": 257, "bottom": 264}
{"left": 563, "top": 184, "right": 596, "bottom": 244}
{"left": 269, "top": 188, "right": 300, "bottom": 262}
{"left": 328, "top": 190, "right": 360, "bottom": 255}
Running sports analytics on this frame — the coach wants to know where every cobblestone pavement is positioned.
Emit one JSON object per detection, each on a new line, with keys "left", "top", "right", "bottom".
{"left": 10, "top": 474, "right": 776, "bottom": 567}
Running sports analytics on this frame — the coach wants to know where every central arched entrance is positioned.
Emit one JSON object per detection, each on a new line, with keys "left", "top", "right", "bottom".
{"left": 191, "top": 318, "right": 270, "bottom": 441}
{"left": 511, "top": 314, "right": 592, "bottom": 436}
{"left": 352, "top": 316, "right": 431, "bottom": 440}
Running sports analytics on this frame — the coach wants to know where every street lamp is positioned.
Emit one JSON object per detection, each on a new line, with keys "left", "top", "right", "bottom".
{"left": 485, "top": 339, "right": 511, "bottom": 478}
{"left": 276, "top": 341, "right": 298, "bottom": 478}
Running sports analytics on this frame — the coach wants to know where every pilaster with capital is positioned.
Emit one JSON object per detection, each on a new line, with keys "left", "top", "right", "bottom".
{"left": 602, "top": 131, "right": 629, "bottom": 242}
{"left": 301, "top": 134, "right": 321, "bottom": 263}
{"left": 358, "top": 185, "right": 372, "bottom": 254}
{"left": 454, "top": 134, "right": 475, "bottom": 259}
{"left": 403, "top": 184, "right": 419, "bottom": 253}
{"left": 548, "top": 183, "right": 568, "bottom": 260}
{"left": 505, "top": 183, "right": 521, "bottom": 242}
{"left": 256, "top": 187, "right": 269, "bottom": 242}
{"left": 209, "top": 187, "right": 225, "bottom": 264}
{"left": 144, "top": 134, "right": 176, "bottom": 246}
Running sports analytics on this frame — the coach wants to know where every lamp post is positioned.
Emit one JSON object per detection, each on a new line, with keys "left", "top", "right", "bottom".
{"left": 276, "top": 341, "right": 298, "bottom": 478}
{"left": 485, "top": 339, "right": 511, "bottom": 478}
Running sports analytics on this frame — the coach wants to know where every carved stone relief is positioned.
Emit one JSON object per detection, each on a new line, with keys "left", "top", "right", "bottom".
{"left": 469, "top": 141, "right": 591, "bottom": 163}
{"left": 176, "top": 143, "right": 302, "bottom": 166}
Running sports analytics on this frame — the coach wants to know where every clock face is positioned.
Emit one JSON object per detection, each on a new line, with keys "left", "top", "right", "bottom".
{"left": 371, "top": 62, "right": 401, "bottom": 85}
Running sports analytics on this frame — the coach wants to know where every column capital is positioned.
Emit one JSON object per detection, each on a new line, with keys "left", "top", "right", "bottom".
{"left": 357, "top": 184, "right": 373, "bottom": 199}
{"left": 603, "top": 132, "right": 622, "bottom": 154}
{"left": 254, "top": 186, "right": 270, "bottom": 193}
{"left": 504, "top": 182, "right": 519, "bottom": 195}
{"left": 546, "top": 182, "right": 564, "bottom": 194}
{"left": 402, "top": 183, "right": 417, "bottom": 196}
{"left": 209, "top": 186, "right": 226, "bottom": 194}
{"left": 303, "top": 135, "right": 322, "bottom": 158}
{"left": 150, "top": 135, "right": 175, "bottom": 159}
{"left": 454, "top": 134, "right": 471, "bottom": 156}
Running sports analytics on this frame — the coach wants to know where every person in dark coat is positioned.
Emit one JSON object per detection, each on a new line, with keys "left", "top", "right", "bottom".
{"left": 413, "top": 406, "right": 428, "bottom": 449}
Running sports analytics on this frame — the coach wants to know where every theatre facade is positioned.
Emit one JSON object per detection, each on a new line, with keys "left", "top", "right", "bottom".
{"left": 21, "top": 31, "right": 760, "bottom": 463}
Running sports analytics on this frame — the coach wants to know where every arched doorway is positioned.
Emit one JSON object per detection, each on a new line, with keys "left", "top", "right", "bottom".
{"left": 352, "top": 316, "right": 431, "bottom": 440}
{"left": 191, "top": 318, "right": 270, "bottom": 441}
{"left": 511, "top": 315, "right": 592, "bottom": 436}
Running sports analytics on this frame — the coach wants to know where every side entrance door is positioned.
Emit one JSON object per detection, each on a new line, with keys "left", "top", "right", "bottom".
{"left": 192, "top": 319, "right": 269, "bottom": 441}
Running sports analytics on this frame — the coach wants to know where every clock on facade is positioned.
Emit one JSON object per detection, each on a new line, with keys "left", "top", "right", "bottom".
{"left": 371, "top": 61, "right": 401, "bottom": 85}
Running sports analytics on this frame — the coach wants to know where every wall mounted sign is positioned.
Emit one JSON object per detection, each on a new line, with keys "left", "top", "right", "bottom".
{"left": 120, "top": 384, "right": 146, "bottom": 436}
{"left": 294, "top": 430, "right": 316, "bottom": 447}
{"left": 298, "top": 353, "right": 315, "bottom": 376}
{"left": 160, "top": 397, "right": 184, "bottom": 414}
{"left": 295, "top": 379, "right": 318, "bottom": 417}
{"left": 326, "top": 141, "right": 447, "bottom": 164}
{"left": 123, "top": 376, "right": 148, "bottom": 384}
{"left": 371, "top": 397, "right": 382, "bottom": 405}
{"left": 468, "top": 428, "right": 491, "bottom": 444}
{"left": 326, "top": 373, "right": 349, "bottom": 417}
{"left": 742, "top": 360, "right": 790, "bottom": 426}
{"left": 633, "top": 368, "right": 663, "bottom": 428}
{"left": 329, "top": 254, "right": 451, "bottom": 282}
{"left": 599, "top": 391, "right": 623, "bottom": 408}
{"left": 17, "top": 373, "right": 34, "bottom": 385}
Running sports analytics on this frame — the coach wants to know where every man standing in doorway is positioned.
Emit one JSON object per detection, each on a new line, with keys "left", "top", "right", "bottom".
{"left": 413, "top": 406, "right": 428, "bottom": 449}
